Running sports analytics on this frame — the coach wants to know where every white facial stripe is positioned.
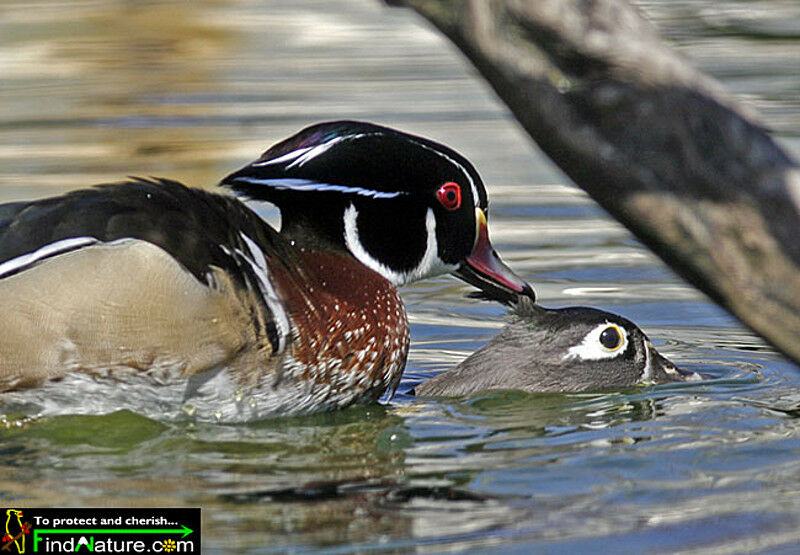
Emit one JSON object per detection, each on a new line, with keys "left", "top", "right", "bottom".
{"left": 252, "top": 132, "right": 377, "bottom": 170}
{"left": 344, "top": 204, "right": 403, "bottom": 284}
{"left": 641, "top": 341, "right": 655, "bottom": 382}
{"left": 0, "top": 236, "right": 99, "bottom": 278}
{"left": 230, "top": 177, "right": 404, "bottom": 200}
{"left": 286, "top": 136, "right": 348, "bottom": 169}
{"left": 563, "top": 322, "right": 629, "bottom": 361}
{"left": 412, "top": 208, "right": 459, "bottom": 282}
{"left": 251, "top": 147, "right": 313, "bottom": 167}
{"left": 406, "top": 138, "right": 480, "bottom": 206}
{"left": 285, "top": 133, "right": 374, "bottom": 169}
{"left": 343, "top": 205, "right": 456, "bottom": 286}
{"left": 235, "top": 233, "right": 292, "bottom": 354}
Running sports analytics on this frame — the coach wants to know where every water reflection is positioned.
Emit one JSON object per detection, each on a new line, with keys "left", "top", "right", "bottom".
{"left": 0, "top": 1, "right": 238, "bottom": 195}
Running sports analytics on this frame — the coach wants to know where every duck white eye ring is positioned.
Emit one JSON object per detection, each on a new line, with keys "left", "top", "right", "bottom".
{"left": 599, "top": 325, "right": 624, "bottom": 351}
{"left": 564, "top": 321, "right": 629, "bottom": 361}
{"left": 436, "top": 182, "right": 461, "bottom": 211}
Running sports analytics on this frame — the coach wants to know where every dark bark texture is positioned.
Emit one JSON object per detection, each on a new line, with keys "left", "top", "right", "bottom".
{"left": 387, "top": 0, "right": 800, "bottom": 365}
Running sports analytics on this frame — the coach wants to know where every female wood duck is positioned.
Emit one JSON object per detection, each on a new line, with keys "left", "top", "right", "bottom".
{"left": 0, "top": 120, "right": 534, "bottom": 421}
{"left": 416, "top": 298, "right": 702, "bottom": 396}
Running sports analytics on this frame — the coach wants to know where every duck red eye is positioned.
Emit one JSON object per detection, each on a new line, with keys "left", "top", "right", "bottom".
{"left": 436, "top": 182, "right": 461, "bottom": 211}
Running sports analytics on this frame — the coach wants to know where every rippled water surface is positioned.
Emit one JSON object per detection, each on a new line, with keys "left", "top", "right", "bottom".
{"left": 2, "top": 0, "right": 800, "bottom": 551}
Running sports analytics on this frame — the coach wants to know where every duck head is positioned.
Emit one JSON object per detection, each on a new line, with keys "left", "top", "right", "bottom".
{"left": 417, "top": 298, "right": 703, "bottom": 396}
{"left": 219, "top": 120, "right": 534, "bottom": 304}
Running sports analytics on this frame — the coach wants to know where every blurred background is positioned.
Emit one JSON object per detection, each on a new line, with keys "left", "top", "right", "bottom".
{"left": 2, "top": 0, "right": 800, "bottom": 551}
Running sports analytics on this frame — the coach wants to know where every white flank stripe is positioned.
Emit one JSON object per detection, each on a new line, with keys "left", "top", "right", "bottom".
{"left": 0, "top": 236, "right": 99, "bottom": 278}
{"left": 238, "top": 233, "right": 291, "bottom": 354}
{"left": 230, "top": 177, "right": 404, "bottom": 199}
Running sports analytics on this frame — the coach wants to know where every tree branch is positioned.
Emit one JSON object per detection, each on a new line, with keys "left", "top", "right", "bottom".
{"left": 388, "top": 0, "right": 800, "bottom": 365}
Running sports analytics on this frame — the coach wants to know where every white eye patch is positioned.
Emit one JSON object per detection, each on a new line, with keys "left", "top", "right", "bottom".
{"left": 563, "top": 322, "right": 629, "bottom": 361}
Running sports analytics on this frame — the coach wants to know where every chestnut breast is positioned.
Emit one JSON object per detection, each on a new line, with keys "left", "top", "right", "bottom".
{"left": 270, "top": 250, "right": 410, "bottom": 399}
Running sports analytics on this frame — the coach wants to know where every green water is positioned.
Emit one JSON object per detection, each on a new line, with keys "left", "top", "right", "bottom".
{"left": 1, "top": 0, "right": 800, "bottom": 551}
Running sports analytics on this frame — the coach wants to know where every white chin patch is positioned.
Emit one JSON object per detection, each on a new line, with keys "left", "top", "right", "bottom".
{"left": 563, "top": 322, "right": 629, "bottom": 361}
{"left": 343, "top": 204, "right": 457, "bottom": 286}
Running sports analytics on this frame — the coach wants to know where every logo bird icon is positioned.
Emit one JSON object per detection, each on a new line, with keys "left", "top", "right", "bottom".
{"left": 3, "top": 509, "right": 25, "bottom": 554}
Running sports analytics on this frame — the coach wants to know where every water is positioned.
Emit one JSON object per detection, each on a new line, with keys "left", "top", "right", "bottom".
{"left": 1, "top": 0, "right": 800, "bottom": 551}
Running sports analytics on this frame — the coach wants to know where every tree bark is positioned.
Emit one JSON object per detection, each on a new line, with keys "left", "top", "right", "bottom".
{"left": 387, "top": 0, "right": 800, "bottom": 365}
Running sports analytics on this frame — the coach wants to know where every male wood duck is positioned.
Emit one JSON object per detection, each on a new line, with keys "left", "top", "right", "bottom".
{"left": 416, "top": 298, "right": 702, "bottom": 396}
{"left": 0, "top": 121, "right": 534, "bottom": 420}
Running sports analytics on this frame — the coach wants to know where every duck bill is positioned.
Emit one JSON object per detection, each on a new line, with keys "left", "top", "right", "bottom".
{"left": 454, "top": 207, "right": 535, "bottom": 305}
{"left": 648, "top": 342, "right": 703, "bottom": 383}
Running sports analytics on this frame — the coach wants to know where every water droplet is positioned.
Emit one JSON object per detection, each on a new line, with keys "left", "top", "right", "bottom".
{"left": 376, "top": 427, "right": 412, "bottom": 452}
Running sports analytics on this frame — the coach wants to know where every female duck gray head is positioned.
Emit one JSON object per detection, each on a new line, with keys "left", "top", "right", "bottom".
{"left": 416, "top": 298, "right": 703, "bottom": 397}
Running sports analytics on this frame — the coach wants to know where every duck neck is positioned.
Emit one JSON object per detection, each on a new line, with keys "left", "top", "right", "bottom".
{"left": 268, "top": 247, "right": 410, "bottom": 394}
{"left": 279, "top": 207, "right": 350, "bottom": 254}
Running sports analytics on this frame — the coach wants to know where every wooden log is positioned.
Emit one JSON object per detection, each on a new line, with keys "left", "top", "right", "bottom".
{"left": 387, "top": 0, "right": 800, "bottom": 365}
